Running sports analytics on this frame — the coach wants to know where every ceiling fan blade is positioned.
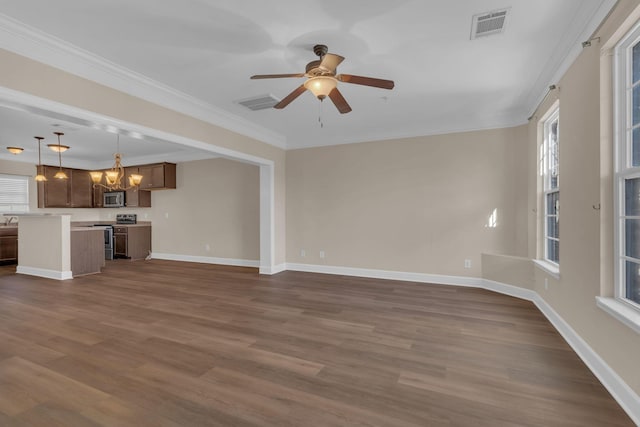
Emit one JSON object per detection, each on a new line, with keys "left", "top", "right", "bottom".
{"left": 319, "top": 53, "right": 345, "bottom": 73}
{"left": 337, "top": 74, "right": 395, "bottom": 90}
{"left": 274, "top": 85, "right": 307, "bottom": 109}
{"left": 251, "top": 73, "right": 305, "bottom": 79}
{"left": 328, "top": 88, "right": 352, "bottom": 114}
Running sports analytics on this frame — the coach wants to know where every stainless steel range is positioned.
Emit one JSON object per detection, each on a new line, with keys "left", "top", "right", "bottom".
{"left": 116, "top": 214, "right": 137, "bottom": 224}
{"left": 93, "top": 223, "right": 114, "bottom": 260}
{"left": 93, "top": 215, "right": 138, "bottom": 260}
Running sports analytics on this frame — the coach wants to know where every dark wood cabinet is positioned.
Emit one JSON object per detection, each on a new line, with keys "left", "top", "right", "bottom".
{"left": 113, "top": 225, "right": 151, "bottom": 260}
{"left": 37, "top": 163, "right": 175, "bottom": 209}
{"left": 71, "top": 169, "right": 93, "bottom": 208}
{"left": 37, "top": 166, "right": 94, "bottom": 208}
{"left": 0, "top": 228, "right": 18, "bottom": 265}
{"left": 137, "top": 163, "right": 176, "bottom": 190}
{"left": 39, "top": 166, "right": 71, "bottom": 207}
{"left": 114, "top": 231, "right": 127, "bottom": 258}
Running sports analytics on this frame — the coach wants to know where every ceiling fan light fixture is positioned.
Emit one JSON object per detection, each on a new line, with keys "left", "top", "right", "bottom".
{"left": 304, "top": 76, "right": 338, "bottom": 99}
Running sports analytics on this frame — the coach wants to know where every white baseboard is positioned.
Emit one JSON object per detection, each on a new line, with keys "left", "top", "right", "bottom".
{"left": 482, "top": 279, "right": 538, "bottom": 301}
{"left": 532, "top": 294, "right": 640, "bottom": 425}
{"left": 281, "top": 262, "right": 640, "bottom": 424}
{"left": 150, "top": 253, "right": 259, "bottom": 268}
{"left": 16, "top": 265, "right": 73, "bottom": 280}
{"left": 285, "top": 263, "right": 483, "bottom": 287}
{"left": 259, "top": 263, "right": 286, "bottom": 275}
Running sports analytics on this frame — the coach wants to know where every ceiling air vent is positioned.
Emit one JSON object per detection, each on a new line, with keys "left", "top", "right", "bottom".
{"left": 471, "top": 8, "right": 509, "bottom": 39}
{"left": 237, "top": 94, "right": 280, "bottom": 111}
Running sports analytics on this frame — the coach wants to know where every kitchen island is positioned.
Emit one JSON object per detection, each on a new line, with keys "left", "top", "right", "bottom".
{"left": 7, "top": 214, "right": 106, "bottom": 280}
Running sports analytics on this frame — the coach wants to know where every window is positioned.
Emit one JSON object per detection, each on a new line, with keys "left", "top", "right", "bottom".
{"left": 0, "top": 174, "right": 29, "bottom": 213}
{"left": 615, "top": 23, "right": 640, "bottom": 308}
{"left": 543, "top": 109, "right": 560, "bottom": 265}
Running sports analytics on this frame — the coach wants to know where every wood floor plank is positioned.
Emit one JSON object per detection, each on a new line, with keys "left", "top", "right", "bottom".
{"left": 0, "top": 261, "right": 633, "bottom": 426}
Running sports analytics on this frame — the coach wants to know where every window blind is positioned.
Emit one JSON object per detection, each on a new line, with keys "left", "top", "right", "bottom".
{"left": 0, "top": 174, "right": 29, "bottom": 213}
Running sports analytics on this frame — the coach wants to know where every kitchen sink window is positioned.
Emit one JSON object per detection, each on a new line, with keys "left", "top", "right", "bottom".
{"left": 0, "top": 173, "right": 29, "bottom": 213}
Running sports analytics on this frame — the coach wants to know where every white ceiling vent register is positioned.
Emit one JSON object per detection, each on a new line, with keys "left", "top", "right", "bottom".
{"left": 471, "top": 8, "right": 509, "bottom": 39}
{"left": 237, "top": 94, "right": 280, "bottom": 111}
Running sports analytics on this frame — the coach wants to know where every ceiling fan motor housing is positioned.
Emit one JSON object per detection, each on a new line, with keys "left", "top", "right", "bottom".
{"left": 313, "top": 44, "right": 328, "bottom": 57}
{"left": 306, "top": 60, "right": 323, "bottom": 75}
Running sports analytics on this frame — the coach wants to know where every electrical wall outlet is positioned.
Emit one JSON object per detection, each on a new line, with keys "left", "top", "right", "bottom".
{"left": 300, "top": 249, "right": 306, "bottom": 257}
{"left": 320, "top": 250, "right": 325, "bottom": 259}
{"left": 205, "top": 244, "right": 210, "bottom": 252}
{"left": 464, "top": 259, "right": 471, "bottom": 268}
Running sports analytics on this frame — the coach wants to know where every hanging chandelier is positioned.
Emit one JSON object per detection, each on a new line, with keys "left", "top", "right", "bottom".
{"left": 89, "top": 134, "right": 143, "bottom": 190}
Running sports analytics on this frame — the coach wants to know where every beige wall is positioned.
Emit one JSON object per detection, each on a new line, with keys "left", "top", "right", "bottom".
{"left": 286, "top": 127, "right": 529, "bottom": 276}
{"left": 481, "top": 253, "right": 534, "bottom": 290}
{"left": 1, "top": 157, "right": 260, "bottom": 262}
{"left": 132, "top": 158, "right": 259, "bottom": 260}
{"left": 516, "top": 0, "right": 640, "bottom": 397}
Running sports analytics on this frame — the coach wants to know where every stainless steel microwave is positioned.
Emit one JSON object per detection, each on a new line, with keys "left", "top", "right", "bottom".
{"left": 104, "top": 191, "right": 125, "bottom": 208}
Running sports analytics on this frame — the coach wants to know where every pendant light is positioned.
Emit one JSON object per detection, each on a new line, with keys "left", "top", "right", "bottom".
{"left": 53, "top": 132, "right": 68, "bottom": 180}
{"left": 90, "top": 134, "right": 143, "bottom": 190}
{"left": 6, "top": 147, "right": 24, "bottom": 154}
{"left": 34, "top": 136, "right": 47, "bottom": 182}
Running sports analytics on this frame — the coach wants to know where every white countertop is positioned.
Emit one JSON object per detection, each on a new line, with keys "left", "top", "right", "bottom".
{"left": 2, "top": 213, "right": 72, "bottom": 216}
{"left": 71, "top": 226, "right": 110, "bottom": 232}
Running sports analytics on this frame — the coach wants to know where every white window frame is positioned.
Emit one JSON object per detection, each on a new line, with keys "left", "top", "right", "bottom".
{"left": 0, "top": 173, "right": 29, "bottom": 214}
{"left": 543, "top": 109, "right": 560, "bottom": 266}
{"left": 610, "top": 20, "right": 640, "bottom": 328}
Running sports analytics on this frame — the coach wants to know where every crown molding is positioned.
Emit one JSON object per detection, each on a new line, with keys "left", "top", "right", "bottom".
{"left": 0, "top": 13, "right": 287, "bottom": 150}
{"left": 524, "top": 0, "right": 618, "bottom": 117}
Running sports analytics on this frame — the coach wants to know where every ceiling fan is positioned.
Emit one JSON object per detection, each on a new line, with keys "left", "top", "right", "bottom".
{"left": 250, "top": 44, "right": 394, "bottom": 114}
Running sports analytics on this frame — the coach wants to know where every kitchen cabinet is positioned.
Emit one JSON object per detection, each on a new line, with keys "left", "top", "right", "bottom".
{"left": 39, "top": 166, "right": 71, "bottom": 207}
{"left": 37, "top": 163, "right": 175, "bottom": 209}
{"left": 71, "top": 169, "right": 94, "bottom": 207}
{"left": 0, "top": 227, "right": 18, "bottom": 265}
{"left": 124, "top": 167, "right": 151, "bottom": 207}
{"left": 37, "top": 166, "right": 94, "bottom": 208}
{"left": 113, "top": 225, "right": 151, "bottom": 260}
{"left": 137, "top": 163, "right": 176, "bottom": 190}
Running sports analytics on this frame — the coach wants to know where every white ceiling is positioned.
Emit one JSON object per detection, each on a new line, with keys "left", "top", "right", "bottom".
{"left": 0, "top": 0, "right": 616, "bottom": 167}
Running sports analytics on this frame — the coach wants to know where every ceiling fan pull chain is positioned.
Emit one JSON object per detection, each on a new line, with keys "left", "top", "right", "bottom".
{"left": 319, "top": 99, "right": 324, "bottom": 128}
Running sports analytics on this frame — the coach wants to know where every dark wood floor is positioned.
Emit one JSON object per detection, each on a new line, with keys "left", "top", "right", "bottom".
{"left": 0, "top": 260, "right": 633, "bottom": 426}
